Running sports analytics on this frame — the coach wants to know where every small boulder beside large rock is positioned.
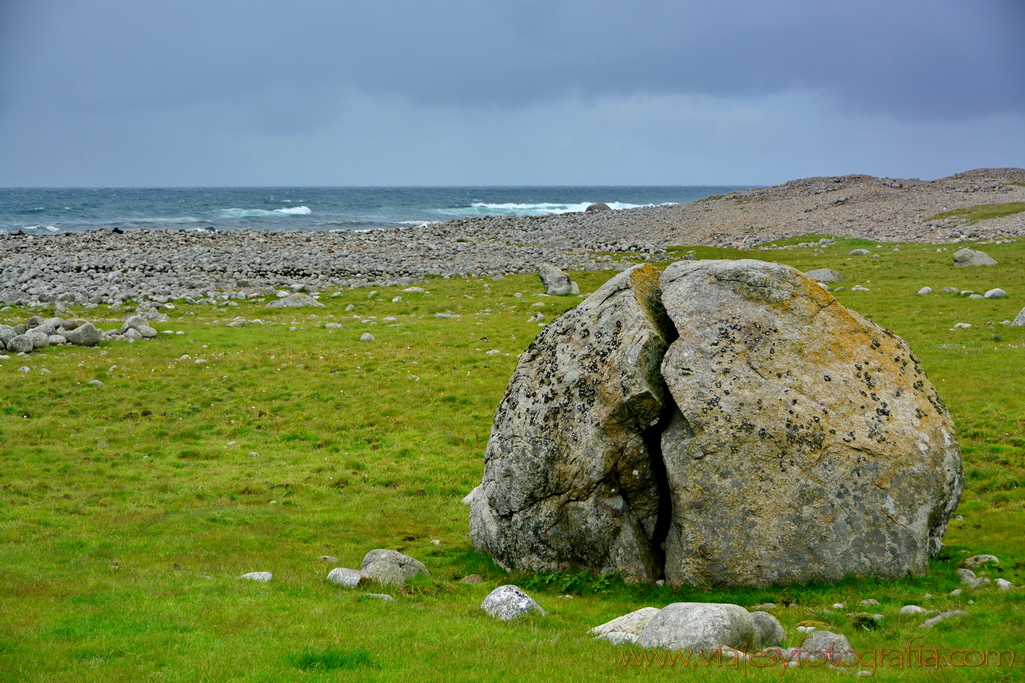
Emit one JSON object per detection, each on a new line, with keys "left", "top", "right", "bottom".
{"left": 635, "top": 603, "right": 754, "bottom": 652}
{"left": 265, "top": 293, "right": 325, "bottom": 308}
{"left": 952, "top": 248, "right": 997, "bottom": 267}
{"left": 480, "top": 585, "right": 546, "bottom": 621}
{"left": 360, "top": 549, "right": 429, "bottom": 587}
{"left": 537, "top": 263, "right": 580, "bottom": 296}
{"left": 804, "top": 268, "right": 845, "bottom": 283}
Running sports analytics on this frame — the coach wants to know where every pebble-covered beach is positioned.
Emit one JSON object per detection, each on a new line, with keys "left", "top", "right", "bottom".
{"left": 2, "top": 168, "right": 1023, "bottom": 306}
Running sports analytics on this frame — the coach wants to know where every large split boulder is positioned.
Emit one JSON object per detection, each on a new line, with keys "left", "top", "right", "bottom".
{"left": 470, "top": 265, "right": 675, "bottom": 583}
{"left": 952, "top": 248, "right": 997, "bottom": 267}
{"left": 471, "top": 259, "right": 964, "bottom": 587}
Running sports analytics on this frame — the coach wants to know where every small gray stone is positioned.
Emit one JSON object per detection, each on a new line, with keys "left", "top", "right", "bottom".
{"left": 458, "top": 574, "right": 483, "bottom": 584}
{"left": 264, "top": 293, "right": 325, "bottom": 308}
{"left": 481, "top": 585, "right": 545, "bottom": 621}
{"left": 7, "top": 335, "right": 34, "bottom": 354}
{"left": 360, "top": 549, "right": 429, "bottom": 587}
{"left": 751, "top": 611, "right": 786, "bottom": 649}
{"left": 87, "top": 380, "right": 104, "bottom": 388}
{"left": 941, "top": 287, "right": 960, "bottom": 294}
{"left": 750, "top": 603, "right": 777, "bottom": 611}
{"left": 804, "top": 268, "right": 845, "bottom": 283}
{"left": 957, "top": 554, "right": 999, "bottom": 570}
{"left": 636, "top": 603, "right": 754, "bottom": 652}
{"left": 360, "top": 333, "right": 375, "bottom": 342}
{"left": 957, "top": 568, "right": 984, "bottom": 588}
{"left": 900, "top": 605, "right": 927, "bottom": 615}
{"left": 952, "top": 248, "right": 997, "bottom": 267}
{"left": 590, "top": 607, "right": 661, "bottom": 636}
{"left": 326, "top": 567, "right": 365, "bottom": 588}
{"left": 996, "top": 578, "right": 1013, "bottom": 591}
{"left": 860, "top": 598, "right": 880, "bottom": 606}
{"left": 538, "top": 263, "right": 580, "bottom": 296}
{"left": 921, "top": 610, "right": 968, "bottom": 628}
{"left": 319, "top": 555, "right": 339, "bottom": 562}
{"left": 793, "top": 631, "right": 855, "bottom": 665}
{"left": 984, "top": 288, "right": 1007, "bottom": 299}
{"left": 586, "top": 202, "right": 612, "bottom": 212}
{"left": 849, "top": 249, "right": 871, "bottom": 256}
{"left": 918, "top": 287, "right": 933, "bottom": 295}
{"left": 63, "top": 322, "right": 103, "bottom": 347}
{"left": 240, "top": 571, "right": 272, "bottom": 583}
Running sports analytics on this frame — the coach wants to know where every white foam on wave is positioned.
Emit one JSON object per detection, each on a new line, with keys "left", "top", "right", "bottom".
{"left": 22, "top": 224, "right": 60, "bottom": 232}
{"left": 218, "top": 206, "right": 312, "bottom": 218}
{"left": 435, "top": 201, "right": 654, "bottom": 218}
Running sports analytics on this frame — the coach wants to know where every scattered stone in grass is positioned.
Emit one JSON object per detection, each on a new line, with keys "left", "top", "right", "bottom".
{"left": 319, "top": 555, "right": 339, "bottom": 563}
{"left": 240, "top": 571, "right": 272, "bottom": 583}
{"left": 538, "top": 263, "right": 580, "bottom": 296}
{"left": 750, "top": 603, "right": 777, "bottom": 611}
{"left": 265, "top": 293, "right": 324, "bottom": 308}
{"left": 434, "top": 312, "right": 459, "bottom": 319}
{"left": 984, "top": 288, "right": 1007, "bottom": 299}
{"left": 18, "top": 366, "right": 30, "bottom": 373}
{"left": 851, "top": 284, "right": 870, "bottom": 291}
{"left": 485, "top": 349, "right": 500, "bottom": 355}
{"left": 345, "top": 304, "right": 355, "bottom": 311}
{"left": 849, "top": 249, "right": 871, "bottom": 256}
{"left": 950, "top": 589, "right": 963, "bottom": 596}
{"left": 458, "top": 574, "right": 483, "bottom": 584}
{"left": 921, "top": 610, "right": 968, "bottom": 628}
{"left": 324, "top": 323, "right": 343, "bottom": 329}
{"left": 941, "top": 286, "right": 959, "bottom": 294}
{"left": 87, "top": 380, "right": 104, "bottom": 387}
{"left": 969, "top": 294, "right": 984, "bottom": 299}
{"left": 957, "top": 568, "right": 990, "bottom": 588}
{"left": 590, "top": 606, "right": 661, "bottom": 644}
{"left": 326, "top": 568, "right": 364, "bottom": 588}
{"left": 367, "top": 291, "right": 378, "bottom": 299}
{"left": 360, "top": 549, "right": 429, "bottom": 587}
{"left": 952, "top": 248, "right": 997, "bottom": 267}
{"left": 360, "top": 333, "right": 375, "bottom": 342}
{"left": 860, "top": 598, "right": 880, "bottom": 606}
{"left": 832, "top": 603, "right": 845, "bottom": 609}
{"left": 957, "top": 554, "right": 999, "bottom": 570}
{"left": 996, "top": 579, "right": 1014, "bottom": 591}
{"left": 481, "top": 585, "right": 545, "bottom": 621}
{"left": 403, "top": 287, "right": 426, "bottom": 293}
{"left": 637, "top": 603, "right": 755, "bottom": 652}
{"left": 527, "top": 313, "right": 545, "bottom": 323}
{"left": 900, "top": 605, "right": 927, "bottom": 615}
{"left": 849, "top": 613, "right": 884, "bottom": 629}
{"left": 391, "top": 296, "right": 401, "bottom": 302}
{"left": 195, "top": 359, "right": 208, "bottom": 364}
{"left": 751, "top": 611, "right": 786, "bottom": 649}
{"left": 804, "top": 268, "right": 845, "bottom": 283}
{"left": 918, "top": 287, "right": 933, "bottom": 295}
{"left": 953, "top": 322, "right": 972, "bottom": 328}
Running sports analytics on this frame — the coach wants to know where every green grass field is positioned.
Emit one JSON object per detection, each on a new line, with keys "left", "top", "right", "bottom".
{"left": 1, "top": 237, "right": 1024, "bottom": 681}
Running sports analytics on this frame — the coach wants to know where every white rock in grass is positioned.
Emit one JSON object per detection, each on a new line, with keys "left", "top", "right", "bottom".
{"left": 899, "top": 605, "right": 927, "bottom": 615}
{"left": 918, "top": 287, "right": 933, "bottom": 295}
{"left": 360, "top": 333, "right": 375, "bottom": 342}
{"left": 953, "top": 322, "right": 972, "bottom": 329}
{"left": 364, "top": 593, "right": 395, "bottom": 601}
{"left": 326, "top": 568, "right": 364, "bottom": 588}
{"left": 481, "top": 585, "right": 546, "bottom": 621}
{"left": 240, "top": 571, "right": 272, "bottom": 583}
{"left": 996, "top": 578, "right": 1014, "bottom": 591}
{"left": 637, "top": 603, "right": 754, "bottom": 652}
{"left": 590, "top": 607, "right": 661, "bottom": 637}
{"left": 984, "top": 288, "right": 1007, "bottom": 299}
{"left": 921, "top": 610, "right": 968, "bottom": 628}
{"left": 360, "top": 549, "right": 429, "bottom": 587}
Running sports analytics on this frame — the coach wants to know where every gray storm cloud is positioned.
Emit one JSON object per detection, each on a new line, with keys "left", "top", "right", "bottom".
{"left": 2, "top": 0, "right": 1022, "bottom": 119}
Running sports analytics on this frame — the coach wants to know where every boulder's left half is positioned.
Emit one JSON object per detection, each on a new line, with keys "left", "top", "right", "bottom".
{"left": 470, "top": 264, "right": 676, "bottom": 583}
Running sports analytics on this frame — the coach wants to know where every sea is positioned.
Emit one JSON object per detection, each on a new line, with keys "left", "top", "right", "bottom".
{"left": 0, "top": 186, "right": 746, "bottom": 235}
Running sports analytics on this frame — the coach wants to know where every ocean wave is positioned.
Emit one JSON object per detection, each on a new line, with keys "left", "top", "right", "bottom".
{"left": 217, "top": 206, "right": 312, "bottom": 218}
{"left": 21, "top": 224, "right": 61, "bottom": 232}
{"left": 434, "top": 201, "right": 653, "bottom": 217}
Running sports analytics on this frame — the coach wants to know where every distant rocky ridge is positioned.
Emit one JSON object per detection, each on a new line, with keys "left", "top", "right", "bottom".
{"left": 0, "top": 168, "right": 1021, "bottom": 301}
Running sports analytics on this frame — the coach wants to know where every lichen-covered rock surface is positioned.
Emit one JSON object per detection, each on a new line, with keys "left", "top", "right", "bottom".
{"left": 470, "top": 259, "right": 964, "bottom": 587}
{"left": 658, "top": 260, "right": 963, "bottom": 586}
{"left": 470, "top": 264, "right": 675, "bottom": 583}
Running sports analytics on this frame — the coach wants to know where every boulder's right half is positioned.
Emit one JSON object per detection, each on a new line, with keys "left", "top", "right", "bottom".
{"left": 658, "top": 260, "right": 964, "bottom": 587}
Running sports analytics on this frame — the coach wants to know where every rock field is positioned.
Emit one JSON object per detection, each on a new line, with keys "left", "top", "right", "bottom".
{"left": 1, "top": 168, "right": 1022, "bottom": 306}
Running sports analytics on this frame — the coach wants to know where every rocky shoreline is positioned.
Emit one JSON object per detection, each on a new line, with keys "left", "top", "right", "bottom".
{"left": 1, "top": 168, "right": 1022, "bottom": 305}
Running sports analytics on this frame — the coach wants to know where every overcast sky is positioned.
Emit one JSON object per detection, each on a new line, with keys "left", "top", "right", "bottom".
{"left": 0, "top": 0, "right": 1022, "bottom": 187}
